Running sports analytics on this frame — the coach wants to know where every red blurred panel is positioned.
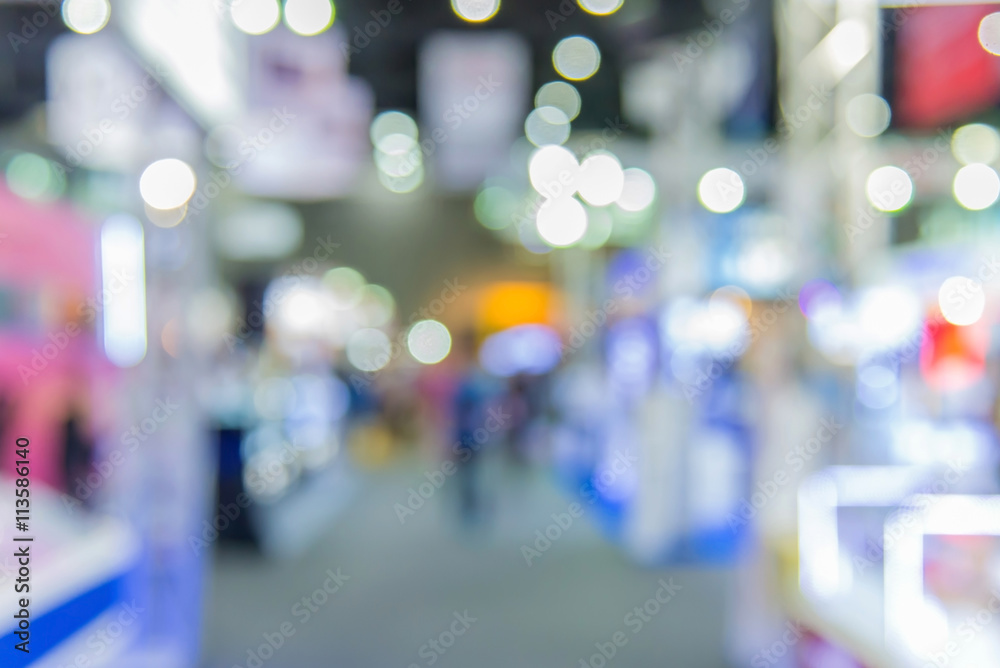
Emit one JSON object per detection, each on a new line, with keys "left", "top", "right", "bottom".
{"left": 919, "top": 313, "right": 988, "bottom": 392}
{"left": 895, "top": 5, "right": 1000, "bottom": 129}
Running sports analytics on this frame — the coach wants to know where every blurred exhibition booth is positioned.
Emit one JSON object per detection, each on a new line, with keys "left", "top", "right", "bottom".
{"left": 2, "top": 0, "right": 1000, "bottom": 666}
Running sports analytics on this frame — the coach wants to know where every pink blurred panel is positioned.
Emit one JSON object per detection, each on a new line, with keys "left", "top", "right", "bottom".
{"left": 0, "top": 185, "right": 113, "bottom": 491}
{"left": 0, "top": 182, "right": 96, "bottom": 292}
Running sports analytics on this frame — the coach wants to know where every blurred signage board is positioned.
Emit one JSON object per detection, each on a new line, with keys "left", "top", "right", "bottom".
{"left": 46, "top": 33, "right": 167, "bottom": 172}
{"left": 231, "top": 25, "right": 373, "bottom": 200}
{"left": 419, "top": 31, "right": 530, "bottom": 192}
{"left": 893, "top": 4, "right": 1000, "bottom": 128}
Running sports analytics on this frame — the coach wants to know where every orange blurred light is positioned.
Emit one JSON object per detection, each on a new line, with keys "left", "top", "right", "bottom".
{"left": 476, "top": 282, "right": 561, "bottom": 334}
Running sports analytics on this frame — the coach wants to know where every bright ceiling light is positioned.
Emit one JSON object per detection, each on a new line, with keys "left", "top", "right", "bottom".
{"left": 283, "top": 0, "right": 335, "bottom": 36}
{"left": 139, "top": 159, "right": 197, "bottom": 210}
{"left": 407, "top": 320, "right": 452, "bottom": 364}
{"left": 578, "top": 0, "right": 623, "bottom": 16}
{"left": 62, "top": 0, "right": 111, "bottom": 34}
{"left": 954, "top": 164, "right": 1000, "bottom": 210}
{"left": 528, "top": 145, "right": 579, "bottom": 199}
{"left": 979, "top": 12, "right": 1000, "bottom": 55}
{"left": 616, "top": 168, "right": 656, "bottom": 212}
{"left": 858, "top": 285, "right": 921, "bottom": 347}
{"left": 230, "top": 0, "right": 281, "bottom": 34}
{"left": 451, "top": 0, "right": 500, "bottom": 22}
{"left": 697, "top": 168, "right": 744, "bottom": 214}
{"left": 865, "top": 166, "right": 913, "bottom": 213}
{"left": 536, "top": 196, "right": 588, "bottom": 247}
{"left": 577, "top": 153, "right": 625, "bottom": 206}
{"left": 553, "top": 36, "right": 601, "bottom": 81}
{"left": 939, "top": 276, "right": 985, "bottom": 326}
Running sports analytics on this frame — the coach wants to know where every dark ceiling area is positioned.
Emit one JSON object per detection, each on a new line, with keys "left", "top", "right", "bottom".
{"left": 343, "top": 0, "right": 712, "bottom": 128}
{"left": 0, "top": 0, "right": 713, "bottom": 128}
{"left": 0, "top": 2, "right": 67, "bottom": 121}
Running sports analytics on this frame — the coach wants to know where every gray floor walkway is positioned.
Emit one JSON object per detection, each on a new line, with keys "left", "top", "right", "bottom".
{"left": 200, "top": 457, "right": 733, "bottom": 668}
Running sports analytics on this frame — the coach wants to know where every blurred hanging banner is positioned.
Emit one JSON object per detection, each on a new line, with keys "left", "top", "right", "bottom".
{"left": 230, "top": 26, "right": 374, "bottom": 200}
{"left": 418, "top": 31, "right": 530, "bottom": 192}
{"left": 46, "top": 33, "right": 169, "bottom": 172}
{"left": 115, "top": 0, "right": 372, "bottom": 199}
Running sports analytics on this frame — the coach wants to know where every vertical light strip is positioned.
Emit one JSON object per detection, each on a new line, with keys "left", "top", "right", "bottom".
{"left": 101, "top": 215, "right": 147, "bottom": 367}
{"left": 883, "top": 508, "right": 924, "bottom": 657}
{"left": 798, "top": 473, "right": 839, "bottom": 598}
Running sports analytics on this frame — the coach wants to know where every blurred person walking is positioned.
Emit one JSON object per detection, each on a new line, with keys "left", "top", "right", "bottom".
{"left": 450, "top": 331, "right": 502, "bottom": 530}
